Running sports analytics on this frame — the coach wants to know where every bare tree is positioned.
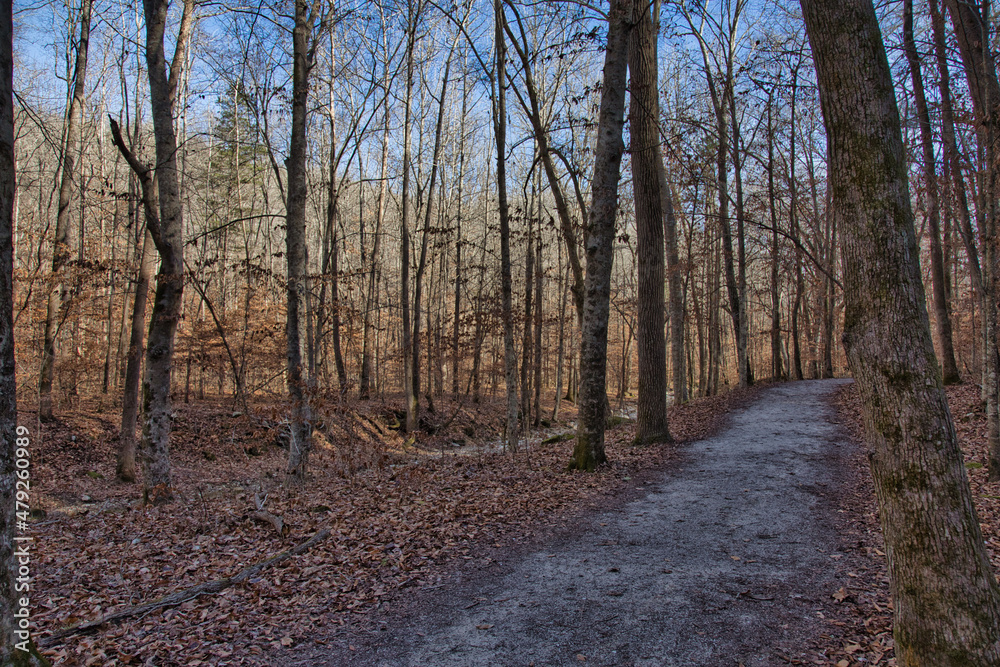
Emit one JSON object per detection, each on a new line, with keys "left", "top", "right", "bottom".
{"left": 569, "top": 0, "right": 630, "bottom": 470}
{"left": 630, "top": 0, "right": 670, "bottom": 442}
{"left": 135, "top": 0, "right": 196, "bottom": 503}
{"left": 38, "top": 0, "right": 93, "bottom": 421}
{"left": 285, "top": 0, "right": 325, "bottom": 482}
{"left": 902, "top": 0, "right": 959, "bottom": 385}
{"left": 495, "top": 0, "right": 519, "bottom": 451}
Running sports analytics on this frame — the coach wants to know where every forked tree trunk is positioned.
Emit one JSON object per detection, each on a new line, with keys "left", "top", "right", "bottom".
{"left": 802, "top": 0, "right": 1000, "bottom": 663}
{"left": 629, "top": 0, "right": 670, "bottom": 444}
{"left": 38, "top": 0, "right": 93, "bottom": 421}
{"left": 138, "top": 0, "right": 194, "bottom": 503}
{"left": 569, "top": 0, "right": 630, "bottom": 471}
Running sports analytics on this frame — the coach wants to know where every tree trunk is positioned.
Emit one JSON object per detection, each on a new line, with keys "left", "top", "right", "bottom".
{"left": 452, "top": 70, "right": 467, "bottom": 396}
{"left": 730, "top": 91, "right": 751, "bottom": 387}
{"left": 1, "top": 0, "right": 49, "bottom": 658}
{"left": 495, "top": 0, "right": 519, "bottom": 452}
{"left": 943, "top": 0, "right": 1000, "bottom": 480}
{"left": 401, "top": 0, "right": 418, "bottom": 433}
{"left": 38, "top": 0, "right": 93, "bottom": 421}
{"left": 410, "top": 37, "right": 456, "bottom": 411}
{"left": 521, "top": 213, "right": 534, "bottom": 423}
{"left": 663, "top": 171, "right": 686, "bottom": 404}
{"left": 533, "top": 218, "right": 543, "bottom": 428}
{"left": 802, "top": 1, "right": 1000, "bottom": 663}
{"left": 766, "top": 93, "right": 783, "bottom": 381}
{"left": 570, "top": 0, "right": 630, "bottom": 470}
{"left": 284, "top": 0, "right": 316, "bottom": 482}
{"left": 903, "top": 0, "right": 961, "bottom": 385}
{"left": 360, "top": 85, "right": 390, "bottom": 400}
{"left": 629, "top": 0, "right": 670, "bottom": 443}
{"left": 117, "top": 230, "right": 154, "bottom": 483}
{"left": 138, "top": 0, "right": 194, "bottom": 503}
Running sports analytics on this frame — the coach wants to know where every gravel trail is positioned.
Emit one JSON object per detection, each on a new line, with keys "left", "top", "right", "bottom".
{"left": 296, "top": 379, "right": 858, "bottom": 666}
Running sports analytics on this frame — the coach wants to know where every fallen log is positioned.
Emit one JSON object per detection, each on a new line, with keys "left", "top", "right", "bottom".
{"left": 40, "top": 528, "right": 331, "bottom": 646}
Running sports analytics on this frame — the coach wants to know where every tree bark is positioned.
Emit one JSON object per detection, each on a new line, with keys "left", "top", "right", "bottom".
{"left": 903, "top": 0, "right": 960, "bottom": 385}
{"left": 117, "top": 229, "right": 154, "bottom": 483}
{"left": 284, "top": 0, "right": 317, "bottom": 482}
{"left": 1, "top": 0, "right": 49, "bottom": 658}
{"left": 495, "top": 0, "right": 519, "bottom": 452}
{"left": 38, "top": 0, "right": 93, "bottom": 421}
{"left": 629, "top": 0, "right": 670, "bottom": 443}
{"left": 360, "top": 78, "right": 390, "bottom": 400}
{"left": 569, "top": 0, "right": 630, "bottom": 470}
{"left": 521, "top": 213, "right": 534, "bottom": 423}
{"left": 802, "top": 0, "right": 1000, "bottom": 663}
{"left": 401, "top": 0, "right": 419, "bottom": 433}
{"left": 766, "top": 93, "right": 783, "bottom": 381}
{"left": 139, "top": 0, "right": 194, "bottom": 503}
{"left": 663, "top": 169, "right": 686, "bottom": 404}
{"left": 943, "top": 0, "right": 1000, "bottom": 481}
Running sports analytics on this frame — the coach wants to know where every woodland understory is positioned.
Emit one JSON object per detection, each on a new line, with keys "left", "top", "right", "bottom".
{"left": 14, "top": 380, "right": 1000, "bottom": 667}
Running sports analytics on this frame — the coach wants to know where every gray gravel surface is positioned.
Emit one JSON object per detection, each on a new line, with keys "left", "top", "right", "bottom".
{"left": 289, "top": 379, "right": 858, "bottom": 666}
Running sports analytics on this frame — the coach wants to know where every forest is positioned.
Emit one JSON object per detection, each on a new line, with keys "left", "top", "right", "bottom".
{"left": 2, "top": 0, "right": 1000, "bottom": 663}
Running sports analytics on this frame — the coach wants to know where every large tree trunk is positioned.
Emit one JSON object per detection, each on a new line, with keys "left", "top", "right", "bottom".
{"left": 569, "top": 0, "right": 630, "bottom": 470}
{"left": 801, "top": 0, "right": 1000, "bottom": 663}
{"left": 495, "top": 0, "right": 519, "bottom": 452}
{"left": 139, "top": 0, "right": 194, "bottom": 503}
{"left": 1, "top": 0, "right": 49, "bottom": 659}
{"left": 38, "top": 0, "right": 93, "bottom": 421}
{"left": 944, "top": 0, "right": 1000, "bottom": 481}
{"left": 629, "top": 0, "right": 670, "bottom": 443}
{"left": 284, "top": 0, "right": 316, "bottom": 482}
{"left": 903, "top": 0, "right": 960, "bottom": 385}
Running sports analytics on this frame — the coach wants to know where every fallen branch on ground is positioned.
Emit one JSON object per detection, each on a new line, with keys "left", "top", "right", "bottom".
{"left": 40, "top": 529, "right": 331, "bottom": 646}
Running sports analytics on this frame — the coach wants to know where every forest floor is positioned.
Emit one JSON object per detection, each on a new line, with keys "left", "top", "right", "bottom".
{"left": 22, "top": 378, "right": 1000, "bottom": 666}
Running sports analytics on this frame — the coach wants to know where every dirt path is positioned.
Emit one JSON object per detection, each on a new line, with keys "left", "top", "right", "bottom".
{"left": 291, "top": 379, "right": 859, "bottom": 666}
